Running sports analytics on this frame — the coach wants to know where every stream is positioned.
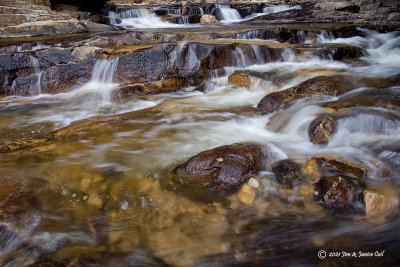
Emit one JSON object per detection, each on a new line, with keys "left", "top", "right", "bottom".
{"left": 0, "top": 4, "right": 400, "bottom": 266}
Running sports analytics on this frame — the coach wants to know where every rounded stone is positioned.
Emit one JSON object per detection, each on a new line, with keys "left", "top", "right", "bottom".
{"left": 308, "top": 115, "right": 338, "bottom": 145}
{"left": 272, "top": 159, "right": 303, "bottom": 188}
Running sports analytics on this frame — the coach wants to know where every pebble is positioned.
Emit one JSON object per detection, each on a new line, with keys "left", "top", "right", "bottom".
{"left": 248, "top": 177, "right": 260, "bottom": 189}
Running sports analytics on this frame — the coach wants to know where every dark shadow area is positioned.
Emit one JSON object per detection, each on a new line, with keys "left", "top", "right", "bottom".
{"left": 50, "top": 0, "right": 109, "bottom": 13}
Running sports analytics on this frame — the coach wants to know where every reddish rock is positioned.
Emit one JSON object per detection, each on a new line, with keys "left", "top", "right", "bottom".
{"left": 308, "top": 115, "right": 338, "bottom": 145}
{"left": 173, "top": 143, "right": 261, "bottom": 192}
{"left": 315, "top": 175, "right": 364, "bottom": 212}
{"left": 257, "top": 76, "right": 353, "bottom": 114}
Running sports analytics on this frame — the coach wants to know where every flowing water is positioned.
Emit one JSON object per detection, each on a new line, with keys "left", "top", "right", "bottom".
{"left": 0, "top": 23, "right": 400, "bottom": 266}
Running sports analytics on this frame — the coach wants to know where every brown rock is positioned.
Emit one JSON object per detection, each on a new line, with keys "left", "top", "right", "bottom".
{"left": 116, "top": 78, "right": 189, "bottom": 96}
{"left": 312, "top": 156, "right": 367, "bottom": 178}
{"left": 228, "top": 71, "right": 251, "bottom": 89}
{"left": 40, "top": 62, "right": 93, "bottom": 94}
{"left": 173, "top": 143, "right": 261, "bottom": 192}
{"left": 272, "top": 159, "right": 303, "bottom": 188}
{"left": 308, "top": 115, "right": 338, "bottom": 145}
{"left": 0, "top": 191, "right": 40, "bottom": 234}
{"left": 301, "top": 159, "right": 321, "bottom": 182}
{"left": 200, "top": 15, "right": 220, "bottom": 25}
{"left": 257, "top": 76, "right": 353, "bottom": 114}
{"left": 315, "top": 175, "right": 364, "bottom": 212}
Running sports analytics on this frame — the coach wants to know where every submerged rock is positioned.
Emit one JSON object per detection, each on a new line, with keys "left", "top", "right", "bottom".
{"left": 257, "top": 76, "right": 353, "bottom": 114}
{"left": 173, "top": 143, "right": 261, "bottom": 192}
{"left": 308, "top": 115, "right": 338, "bottom": 145}
{"left": 272, "top": 160, "right": 303, "bottom": 188}
{"left": 311, "top": 156, "right": 367, "bottom": 178}
{"left": 200, "top": 15, "right": 220, "bottom": 25}
{"left": 315, "top": 175, "right": 364, "bottom": 213}
{"left": 0, "top": 191, "right": 41, "bottom": 236}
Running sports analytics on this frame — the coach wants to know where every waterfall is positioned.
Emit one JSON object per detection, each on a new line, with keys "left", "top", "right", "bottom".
{"left": 181, "top": 16, "right": 189, "bottom": 24}
{"left": 73, "top": 58, "right": 119, "bottom": 104}
{"left": 108, "top": 9, "right": 170, "bottom": 28}
{"left": 263, "top": 5, "right": 301, "bottom": 14}
{"left": 30, "top": 56, "right": 42, "bottom": 96}
{"left": 108, "top": 9, "right": 194, "bottom": 28}
{"left": 198, "top": 7, "right": 204, "bottom": 15}
{"left": 167, "top": 9, "right": 181, "bottom": 15}
{"left": 216, "top": 4, "right": 241, "bottom": 22}
{"left": 251, "top": 44, "right": 265, "bottom": 64}
{"left": 282, "top": 48, "right": 296, "bottom": 62}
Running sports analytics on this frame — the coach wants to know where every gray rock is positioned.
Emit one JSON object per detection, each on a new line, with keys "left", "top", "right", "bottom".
{"left": 71, "top": 46, "right": 103, "bottom": 63}
{"left": 36, "top": 47, "right": 72, "bottom": 65}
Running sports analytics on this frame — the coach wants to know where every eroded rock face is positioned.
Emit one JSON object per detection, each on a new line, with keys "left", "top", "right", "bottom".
{"left": 315, "top": 175, "right": 364, "bottom": 212}
{"left": 308, "top": 115, "right": 338, "bottom": 145}
{"left": 173, "top": 143, "right": 261, "bottom": 192}
{"left": 257, "top": 76, "right": 353, "bottom": 114}
{"left": 272, "top": 160, "right": 303, "bottom": 188}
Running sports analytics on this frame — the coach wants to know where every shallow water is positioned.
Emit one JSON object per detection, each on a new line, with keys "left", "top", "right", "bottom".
{"left": 0, "top": 27, "right": 400, "bottom": 266}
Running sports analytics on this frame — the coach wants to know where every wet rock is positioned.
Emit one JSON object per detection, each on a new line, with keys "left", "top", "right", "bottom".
{"left": 363, "top": 190, "right": 397, "bottom": 217}
{"left": 173, "top": 143, "right": 261, "bottom": 192}
{"left": 36, "top": 47, "right": 72, "bottom": 65}
{"left": 301, "top": 159, "right": 321, "bottom": 182}
{"left": 238, "top": 184, "right": 255, "bottom": 205}
{"left": 228, "top": 71, "right": 251, "bottom": 89}
{"left": 200, "top": 15, "right": 220, "bottom": 25}
{"left": 116, "top": 45, "right": 170, "bottom": 84}
{"left": 272, "top": 160, "right": 303, "bottom": 188}
{"left": 315, "top": 175, "right": 364, "bottom": 212}
{"left": 40, "top": 62, "right": 93, "bottom": 93}
{"left": 0, "top": 191, "right": 41, "bottom": 234}
{"left": 308, "top": 115, "right": 338, "bottom": 145}
{"left": 257, "top": 76, "right": 353, "bottom": 114}
{"left": 0, "top": 116, "right": 123, "bottom": 153}
{"left": 312, "top": 156, "right": 367, "bottom": 178}
{"left": 116, "top": 78, "right": 190, "bottom": 95}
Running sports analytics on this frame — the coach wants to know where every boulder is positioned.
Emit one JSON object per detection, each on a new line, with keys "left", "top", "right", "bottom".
{"left": 308, "top": 115, "right": 338, "bottom": 145}
{"left": 315, "top": 175, "right": 364, "bottom": 212}
{"left": 257, "top": 76, "right": 353, "bottom": 114}
{"left": 173, "top": 143, "right": 261, "bottom": 192}
{"left": 200, "top": 14, "right": 220, "bottom": 25}
{"left": 228, "top": 71, "right": 251, "bottom": 89}
{"left": 272, "top": 159, "right": 303, "bottom": 188}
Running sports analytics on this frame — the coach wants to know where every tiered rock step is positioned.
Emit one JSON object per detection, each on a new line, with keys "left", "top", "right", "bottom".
{"left": 0, "top": 0, "right": 74, "bottom": 27}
